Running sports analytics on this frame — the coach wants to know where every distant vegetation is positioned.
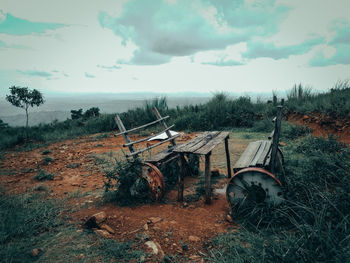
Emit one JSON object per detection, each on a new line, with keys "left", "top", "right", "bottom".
{"left": 0, "top": 81, "right": 349, "bottom": 150}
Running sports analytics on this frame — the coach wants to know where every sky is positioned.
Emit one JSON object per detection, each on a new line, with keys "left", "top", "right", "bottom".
{"left": 0, "top": 0, "right": 349, "bottom": 96}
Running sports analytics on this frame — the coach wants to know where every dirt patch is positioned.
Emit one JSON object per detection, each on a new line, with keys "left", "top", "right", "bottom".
{"left": 0, "top": 131, "right": 248, "bottom": 260}
{"left": 288, "top": 112, "right": 350, "bottom": 145}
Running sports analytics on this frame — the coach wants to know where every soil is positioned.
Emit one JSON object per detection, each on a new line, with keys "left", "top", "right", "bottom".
{"left": 288, "top": 112, "right": 350, "bottom": 145}
{"left": 0, "top": 131, "right": 246, "bottom": 261}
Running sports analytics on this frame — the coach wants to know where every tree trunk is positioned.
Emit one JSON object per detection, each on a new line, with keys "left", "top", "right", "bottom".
{"left": 25, "top": 106, "right": 29, "bottom": 141}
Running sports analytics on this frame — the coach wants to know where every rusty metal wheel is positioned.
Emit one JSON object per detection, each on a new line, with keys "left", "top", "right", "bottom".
{"left": 226, "top": 167, "right": 284, "bottom": 209}
{"left": 139, "top": 162, "right": 165, "bottom": 201}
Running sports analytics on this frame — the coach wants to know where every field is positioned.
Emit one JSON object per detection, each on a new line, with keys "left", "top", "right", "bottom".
{"left": 1, "top": 83, "right": 350, "bottom": 262}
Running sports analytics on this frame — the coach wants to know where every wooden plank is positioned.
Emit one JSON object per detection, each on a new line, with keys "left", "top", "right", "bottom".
{"left": 114, "top": 115, "right": 170, "bottom": 137}
{"left": 123, "top": 124, "right": 175, "bottom": 147}
{"left": 204, "top": 153, "right": 211, "bottom": 204}
{"left": 234, "top": 141, "right": 261, "bottom": 170}
{"left": 114, "top": 115, "right": 136, "bottom": 157}
{"left": 126, "top": 134, "right": 180, "bottom": 157}
{"left": 256, "top": 140, "right": 272, "bottom": 166}
{"left": 193, "top": 132, "right": 229, "bottom": 155}
{"left": 178, "top": 153, "right": 186, "bottom": 202}
{"left": 270, "top": 106, "right": 282, "bottom": 173}
{"left": 174, "top": 132, "right": 211, "bottom": 153}
{"left": 224, "top": 136, "right": 232, "bottom": 178}
{"left": 153, "top": 107, "right": 176, "bottom": 146}
{"left": 145, "top": 146, "right": 178, "bottom": 163}
{"left": 250, "top": 140, "right": 268, "bottom": 167}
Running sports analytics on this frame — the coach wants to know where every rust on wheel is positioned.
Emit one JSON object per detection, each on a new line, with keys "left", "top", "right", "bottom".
{"left": 140, "top": 162, "right": 165, "bottom": 201}
{"left": 226, "top": 167, "right": 284, "bottom": 209}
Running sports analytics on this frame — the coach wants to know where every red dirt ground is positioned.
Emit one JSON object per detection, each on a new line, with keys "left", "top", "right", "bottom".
{"left": 0, "top": 132, "right": 241, "bottom": 261}
{"left": 288, "top": 112, "right": 350, "bottom": 145}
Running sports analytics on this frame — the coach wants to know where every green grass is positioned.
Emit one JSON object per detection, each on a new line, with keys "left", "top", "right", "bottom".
{"left": 0, "top": 189, "right": 144, "bottom": 263}
{"left": 34, "top": 170, "right": 55, "bottom": 181}
{"left": 208, "top": 133, "right": 350, "bottom": 263}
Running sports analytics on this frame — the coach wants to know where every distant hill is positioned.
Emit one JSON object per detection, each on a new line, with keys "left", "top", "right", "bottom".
{"left": 0, "top": 96, "right": 210, "bottom": 127}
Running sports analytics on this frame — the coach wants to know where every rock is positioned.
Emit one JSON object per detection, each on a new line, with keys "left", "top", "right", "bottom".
{"left": 211, "top": 169, "right": 220, "bottom": 177}
{"left": 226, "top": 214, "right": 233, "bottom": 223}
{"left": 32, "top": 248, "right": 39, "bottom": 257}
{"left": 101, "top": 224, "right": 115, "bottom": 234}
{"left": 143, "top": 223, "right": 149, "bottom": 231}
{"left": 95, "top": 229, "right": 111, "bottom": 239}
{"left": 85, "top": 211, "right": 107, "bottom": 228}
{"left": 148, "top": 217, "right": 162, "bottom": 224}
{"left": 77, "top": 253, "right": 84, "bottom": 259}
{"left": 136, "top": 232, "right": 150, "bottom": 241}
{"left": 188, "top": 235, "right": 200, "bottom": 242}
{"left": 183, "top": 202, "right": 188, "bottom": 207}
{"left": 145, "top": 241, "right": 164, "bottom": 259}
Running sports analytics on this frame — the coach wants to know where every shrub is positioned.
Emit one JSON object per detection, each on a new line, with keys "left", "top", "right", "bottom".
{"left": 34, "top": 170, "right": 54, "bottom": 181}
{"left": 42, "top": 156, "right": 54, "bottom": 165}
{"left": 209, "top": 135, "right": 350, "bottom": 262}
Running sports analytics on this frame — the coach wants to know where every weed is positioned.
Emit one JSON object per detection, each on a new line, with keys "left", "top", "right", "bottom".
{"left": 66, "top": 163, "right": 81, "bottom": 169}
{"left": 34, "top": 184, "right": 48, "bottom": 191}
{"left": 34, "top": 170, "right": 54, "bottom": 181}
{"left": 42, "top": 156, "right": 54, "bottom": 165}
{"left": 209, "top": 135, "right": 350, "bottom": 262}
{"left": 42, "top": 149, "right": 51, "bottom": 155}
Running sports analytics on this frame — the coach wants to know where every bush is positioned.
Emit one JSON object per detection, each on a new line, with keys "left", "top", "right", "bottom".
{"left": 34, "top": 170, "right": 54, "bottom": 181}
{"left": 209, "top": 135, "right": 350, "bottom": 262}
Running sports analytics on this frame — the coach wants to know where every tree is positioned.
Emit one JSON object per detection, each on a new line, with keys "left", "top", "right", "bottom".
{"left": 6, "top": 86, "right": 44, "bottom": 139}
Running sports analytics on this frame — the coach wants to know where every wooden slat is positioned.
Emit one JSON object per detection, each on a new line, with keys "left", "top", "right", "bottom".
{"left": 153, "top": 107, "right": 176, "bottom": 146}
{"left": 145, "top": 146, "right": 179, "bottom": 163}
{"left": 114, "top": 115, "right": 170, "bottom": 137}
{"left": 270, "top": 106, "right": 283, "bottom": 173}
{"left": 234, "top": 141, "right": 262, "bottom": 169}
{"left": 123, "top": 125, "right": 175, "bottom": 147}
{"left": 256, "top": 141, "right": 272, "bottom": 166}
{"left": 250, "top": 140, "right": 267, "bottom": 167}
{"left": 174, "top": 131, "right": 225, "bottom": 154}
{"left": 194, "top": 132, "right": 229, "bottom": 155}
{"left": 126, "top": 134, "right": 180, "bottom": 157}
{"left": 114, "top": 115, "right": 136, "bottom": 157}
{"left": 174, "top": 132, "right": 211, "bottom": 153}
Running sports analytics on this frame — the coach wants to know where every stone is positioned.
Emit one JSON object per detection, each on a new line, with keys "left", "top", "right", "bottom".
{"left": 85, "top": 211, "right": 107, "bottom": 228}
{"left": 77, "top": 253, "right": 84, "bottom": 259}
{"left": 148, "top": 217, "right": 162, "bottom": 224}
{"left": 143, "top": 223, "right": 149, "bottom": 231}
{"left": 188, "top": 235, "right": 200, "bottom": 242}
{"left": 95, "top": 229, "right": 111, "bottom": 238}
{"left": 101, "top": 224, "right": 115, "bottom": 234}
{"left": 32, "top": 248, "right": 39, "bottom": 257}
{"left": 145, "top": 241, "right": 164, "bottom": 259}
{"left": 226, "top": 214, "right": 233, "bottom": 223}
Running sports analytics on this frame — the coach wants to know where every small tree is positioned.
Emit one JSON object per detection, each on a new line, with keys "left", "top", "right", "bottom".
{"left": 6, "top": 86, "right": 44, "bottom": 139}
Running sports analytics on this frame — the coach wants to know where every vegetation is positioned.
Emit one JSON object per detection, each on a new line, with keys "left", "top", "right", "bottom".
{"left": 1, "top": 81, "right": 349, "bottom": 151}
{"left": 209, "top": 133, "right": 350, "bottom": 262}
{"left": 0, "top": 190, "right": 143, "bottom": 262}
{"left": 34, "top": 170, "right": 55, "bottom": 181}
{"left": 5, "top": 86, "right": 44, "bottom": 139}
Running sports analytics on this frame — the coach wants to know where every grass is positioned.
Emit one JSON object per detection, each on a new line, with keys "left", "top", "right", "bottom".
{"left": 34, "top": 170, "right": 55, "bottom": 181}
{"left": 0, "top": 190, "right": 145, "bottom": 263}
{"left": 208, "top": 133, "right": 350, "bottom": 263}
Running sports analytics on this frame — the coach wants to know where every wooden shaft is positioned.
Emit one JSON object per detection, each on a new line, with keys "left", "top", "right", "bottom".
{"left": 224, "top": 136, "right": 232, "bottom": 178}
{"left": 178, "top": 153, "right": 186, "bottom": 202}
{"left": 205, "top": 152, "right": 211, "bottom": 204}
{"left": 123, "top": 124, "right": 175, "bottom": 147}
{"left": 114, "top": 115, "right": 137, "bottom": 157}
{"left": 114, "top": 116, "right": 170, "bottom": 137}
{"left": 153, "top": 107, "right": 176, "bottom": 146}
{"left": 270, "top": 106, "right": 282, "bottom": 173}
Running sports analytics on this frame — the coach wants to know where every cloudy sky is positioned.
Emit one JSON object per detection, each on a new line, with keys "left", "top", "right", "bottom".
{"left": 0, "top": 0, "right": 349, "bottom": 96}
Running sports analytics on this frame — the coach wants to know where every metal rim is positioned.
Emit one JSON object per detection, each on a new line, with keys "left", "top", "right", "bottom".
{"left": 226, "top": 167, "right": 284, "bottom": 208}
{"left": 141, "top": 162, "right": 165, "bottom": 201}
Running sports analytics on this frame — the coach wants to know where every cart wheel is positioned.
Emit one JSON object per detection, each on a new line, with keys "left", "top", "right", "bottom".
{"left": 138, "top": 162, "right": 165, "bottom": 201}
{"left": 226, "top": 167, "right": 283, "bottom": 209}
